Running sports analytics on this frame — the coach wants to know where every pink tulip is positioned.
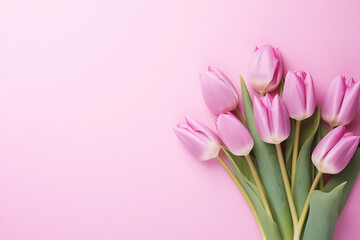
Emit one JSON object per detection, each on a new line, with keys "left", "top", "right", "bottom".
{"left": 200, "top": 66, "right": 239, "bottom": 114}
{"left": 216, "top": 112, "right": 254, "bottom": 156}
{"left": 248, "top": 44, "right": 283, "bottom": 94}
{"left": 321, "top": 75, "right": 360, "bottom": 127}
{"left": 253, "top": 94, "right": 290, "bottom": 144}
{"left": 282, "top": 71, "right": 315, "bottom": 120}
{"left": 312, "top": 126, "right": 360, "bottom": 174}
{"left": 174, "top": 115, "right": 221, "bottom": 161}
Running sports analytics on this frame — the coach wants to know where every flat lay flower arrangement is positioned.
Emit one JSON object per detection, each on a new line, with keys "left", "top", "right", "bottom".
{"left": 174, "top": 44, "right": 360, "bottom": 240}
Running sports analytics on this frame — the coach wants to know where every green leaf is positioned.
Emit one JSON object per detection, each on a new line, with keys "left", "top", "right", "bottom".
{"left": 293, "top": 109, "right": 320, "bottom": 216}
{"left": 298, "top": 108, "right": 321, "bottom": 150}
{"left": 222, "top": 147, "right": 282, "bottom": 240}
{"left": 303, "top": 182, "right": 346, "bottom": 240}
{"left": 240, "top": 77, "right": 293, "bottom": 240}
{"left": 323, "top": 148, "right": 360, "bottom": 214}
{"left": 314, "top": 121, "right": 329, "bottom": 145}
{"left": 285, "top": 119, "right": 296, "bottom": 176}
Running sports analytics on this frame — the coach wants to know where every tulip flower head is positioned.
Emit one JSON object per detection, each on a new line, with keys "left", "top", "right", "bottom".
{"left": 282, "top": 71, "right": 315, "bottom": 120}
{"left": 174, "top": 115, "right": 221, "bottom": 161}
{"left": 321, "top": 75, "right": 360, "bottom": 127}
{"left": 248, "top": 44, "right": 283, "bottom": 94}
{"left": 253, "top": 94, "right": 290, "bottom": 144}
{"left": 200, "top": 66, "right": 239, "bottom": 114}
{"left": 312, "top": 126, "right": 360, "bottom": 174}
{"left": 216, "top": 112, "right": 254, "bottom": 156}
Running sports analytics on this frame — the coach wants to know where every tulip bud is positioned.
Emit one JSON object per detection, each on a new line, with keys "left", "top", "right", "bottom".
{"left": 248, "top": 44, "right": 283, "bottom": 94}
{"left": 253, "top": 94, "right": 290, "bottom": 144}
{"left": 200, "top": 66, "right": 239, "bottom": 114}
{"left": 312, "top": 126, "right": 360, "bottom": 174}
{"left": 282, "top": 71, "right": 315, "bottom": 120}
{"left": 216, "top": 112, "right": 254, "bottom": 156}
{"left": 174, "top": 115, "right": 221, "bottom": 161}
{"left": 321, "top": 75, "right": 360, "bottom": 127}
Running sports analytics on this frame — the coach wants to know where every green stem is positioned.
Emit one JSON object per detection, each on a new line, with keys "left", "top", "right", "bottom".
{"left": 294, "top": 171, "right": 323, "bottom": 240}
{"left": 275, "top": 144, "right": 298, "bottom": 228}
{"left": 216, "top": 155, "right": 267, "bottom": 240}
{"left": 245, "top": 154, "right": 273, "bottom": 219}
{"left": 319, "top": 174, "right": 324, "bottom": 190}
{"left": 233, "top": 108, "right": 248, "bottom": 128}
{"left": 291, "top": 120, "right": 301, "bottom": 191}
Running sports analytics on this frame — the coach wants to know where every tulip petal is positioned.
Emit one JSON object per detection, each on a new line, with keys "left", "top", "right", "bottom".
{"left": 270, "top": 95, "right": 290, "bottom": 143}
{"left": 265, "top": 47, "right": 283, "bottom": 93}
{"left": 216, "top": 112, "right": 254, "bottom": 156}
{"left": 178, "top": 122, "right": 212, "bottom": 144}
{"left": 208, "top": 66, "right": 239, "bottom": 102}
{"left": 304, "top": 72, "right": 316, "bottom": 118}
{"left": 321, "top": 134, "right": 360, "bottom": 174}
{"left": 248, "top": 45, "right": 281, "bottom": 93}
{"left": 174, "top": 127, "right": 212, "bottom": 160}
{"left": 312, "top": 126, "right": 345, "bottom": 170}
{"left": 345, "top": 77, "right": 355, "bottom": 87}
{"left": 185, "top": 115, "right": 220, "bottom": 144}
{"left": 321, "top": 76, "right": 347, "bottom": 126}
{"left": 260, "top": 93, "right": 274, "bottom": 108}
{"left": 175, "top": 116, "right": 221, "bottom": 161}
{"left": 283, "top": 71, "right": 307, "bottom": 120}
{"left": 336, "top": 81, "right": 360, "bottom": 125}
{"left": 253, "top": 96, "right": 273, "bottom": 143}
{"left": 200, "top": 71, "right": 238, "bottom": 114}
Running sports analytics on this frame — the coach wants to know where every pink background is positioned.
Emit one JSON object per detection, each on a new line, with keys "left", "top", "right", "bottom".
{"left": 1, "top": 0, "right": 360, "bottom": 239}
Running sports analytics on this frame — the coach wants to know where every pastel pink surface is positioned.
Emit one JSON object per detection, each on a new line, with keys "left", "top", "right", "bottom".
{"left": 1, "top": 1, "right": 360, "bottom": 240}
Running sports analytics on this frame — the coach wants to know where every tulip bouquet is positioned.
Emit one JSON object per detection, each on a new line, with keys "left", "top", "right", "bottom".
{"left": 174, "top": 45, "right": 360, "bottom": 240}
